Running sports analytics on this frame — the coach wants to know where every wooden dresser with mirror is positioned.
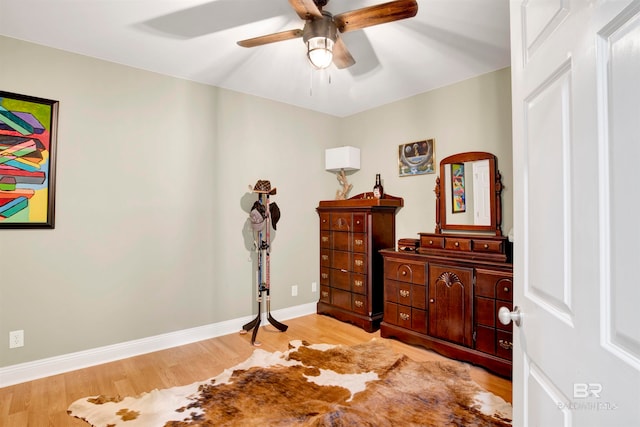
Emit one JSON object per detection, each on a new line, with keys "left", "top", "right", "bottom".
{"left": 380, "top": 152, "right": 513, "bottom": 377}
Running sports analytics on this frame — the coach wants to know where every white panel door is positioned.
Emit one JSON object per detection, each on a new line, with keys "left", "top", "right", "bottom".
{"left": 472, "top": 159, "right": 491, "bottom": 226}
{"left": 510, "top": 0, "right": 640, "bottom": 425}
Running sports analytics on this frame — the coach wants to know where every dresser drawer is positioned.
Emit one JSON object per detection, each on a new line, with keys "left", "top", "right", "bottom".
{"left": 384, "top": 302, "right": 427, "bottom": 334}
{"left": 352, "top": 294, "right": 368, "bottom": 314}
{"left": 352, "top": 213, "right": 367, "bottom": 233}
{"left": 352, "top": 274, "right": 366, "bottom": 294}
{"left": 352, "top": 253, "right": 367, "bottom": 274}
{"left": 476, "top": 296, "right": 496, "bottom": 327}
{"left": 320, "top": 232, "right": 331, "bottom": 249}
{"left": 319, "top": 286, "right": 331, "bottom": 303}
{"left": 476, "top": 269, "right": 513, "bottom": 301}
{"left": 332, "top": 231, "right": 350, "bottom": 251}
{"left": 384, "top": 279, "right": 398, "bottom": 303}
{"left": 420, "top": 235, "right": 445, "bottom": 249}
{"left": 332, "top": 288, "right": 352, "bottom": 310}
{"left": 475, "top": 326, "right": 513, "bottom": 361}
{"left": 496, "top": 330, "right": 513, "bottom": 360}
{"left": 384, "top": 259, "right": 426, "bottom": 284}
{"left": 444, "top": 237, "right": 472, "bottom": 251}
{"left": 331, "top": 268, "right": 351, "bottom": 291}
{"left": 320, "top": 250, "right": 331, "bottom": 267}
{"left": 319, "top": 268, "right": 330, "bottom": 285}
{"left": 331, "top": 213, "right": 352, "bottom": 231}
{"left": 352, "top": 233, "right": 367, "bottom": 253}
{"left": 388, "top": 280, "right": 426, "bottom": 309}
{"left": 496, "top": 277, "right": 513, "bottom": 302}
{"left": 319, "top": 213, "right": 330, "bottom": 230}
{"left": 473, "top": 238, "right": 504, "bottom": 254}
{"left": 475, "top": 325, "right": 496, "bottom": 355}
{"left": 332, "top": 251, "right": 350, "bottom": 271}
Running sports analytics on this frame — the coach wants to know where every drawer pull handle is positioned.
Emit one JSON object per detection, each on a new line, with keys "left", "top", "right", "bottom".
{"left": 341, "top": 269, "right": 348, "bottom": 273}
{"left": 355, "top": 239, "right": 364, "bottom": 246}
{"left": 356, "top": 220, "right": 361, "bottom": 225}
{"left": 401, "top": 270, "right": 407, "bottom": 276}
{"left": 429, "top": 298, "right": 435, "bottom": 303}
{"left": 454, "top": 241, "right": 460, "bottom": 247}
{"left": 503, "top": 287, "right": 510, "bottom": 293}
{"left": 399, "top": 290, "right": 410, "bottom": 298}
{"left": 429, "top": 240, "right": 434, "bottom": 245}
{"left": 354, "top": 280, "right": 363, "bottom": 287}
{"left": 322, "top": 236, "right": 329, "bottom": 242}
{"left": 355, "top": 259, "right": 363, "bottom": 267}
{"left": 322, "top": 255, "right": 329, "bottom": 261}
{"left": 484, "top": 244, "right": 489, "bottom": 249}
{"left": 321, "top": 273, "right": 328, "bottom": 279}
{"left": 355, "top": 300, "right": 364, "bottom": 308}
{"left": 399, "top": 312, "right": 410, "bottom": 321}
{"left": 499, "top": 339, "right": 513, "bottom": 350}
{"left": 321, "top": 291, "right": 329, "bottom": 298}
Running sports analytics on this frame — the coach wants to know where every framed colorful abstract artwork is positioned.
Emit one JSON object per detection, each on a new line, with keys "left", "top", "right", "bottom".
{"left": 451, "top": 162, "right": 466, "bottom": 213}
{"left": 0, "top": 91, "right": 59, "bottom": 228}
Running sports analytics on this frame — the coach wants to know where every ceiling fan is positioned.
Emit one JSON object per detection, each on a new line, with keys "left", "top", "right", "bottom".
{"left": 237, "top": 0, "right": 418, "bottom": 70}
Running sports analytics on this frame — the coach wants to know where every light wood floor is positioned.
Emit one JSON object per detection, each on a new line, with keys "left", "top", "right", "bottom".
{"left": 0, "top": 314, "right": 512, "bottom": 426}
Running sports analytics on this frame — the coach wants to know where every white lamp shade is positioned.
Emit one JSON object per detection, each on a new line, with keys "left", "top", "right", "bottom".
{"left": 325, "top": 146, "right": 361, "bottom": 172}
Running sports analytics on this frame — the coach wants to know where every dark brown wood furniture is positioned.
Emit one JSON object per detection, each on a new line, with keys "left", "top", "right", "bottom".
{"left": 380, "top": 152, "right": 514, "bottom": 378}
{"left": 317, "top": 193, "right": 403, "bottom": 332}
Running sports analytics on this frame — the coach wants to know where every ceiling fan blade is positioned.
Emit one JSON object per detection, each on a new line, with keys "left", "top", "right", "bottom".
{"left": 334, "top": 0, "right": 418, "bottom": 33}
{"left": 237, "top": 29, "right": 303, "bottom": 48}
{"left": 288, "top": 0, "right": 323, "bottom": 20}
{"left": 332, "top": 37, "right": 355, "bottom": 69}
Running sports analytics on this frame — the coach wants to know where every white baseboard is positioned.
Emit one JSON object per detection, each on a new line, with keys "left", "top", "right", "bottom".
{"left": 0, "top": 302, "right": 316, "bottom": 388}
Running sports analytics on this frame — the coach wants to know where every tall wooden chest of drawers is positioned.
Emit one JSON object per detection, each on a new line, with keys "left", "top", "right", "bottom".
{"left": 316, "top": 193, "right": 403, "bottom": 332}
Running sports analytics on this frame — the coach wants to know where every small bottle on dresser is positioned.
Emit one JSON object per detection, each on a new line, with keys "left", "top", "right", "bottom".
{"left": 373, "top": 173, "right": 384, "bottom": 199}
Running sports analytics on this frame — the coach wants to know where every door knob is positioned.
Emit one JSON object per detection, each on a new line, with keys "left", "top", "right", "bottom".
{"left": 498, "top": 306, "right": 521, "bottom": 327}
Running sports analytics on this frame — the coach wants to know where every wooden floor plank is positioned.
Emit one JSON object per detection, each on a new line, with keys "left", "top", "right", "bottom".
{"left": 0, "top": 314, "right": 512, "bottom": 426}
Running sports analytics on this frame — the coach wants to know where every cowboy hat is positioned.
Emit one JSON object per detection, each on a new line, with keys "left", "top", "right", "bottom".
{"left": 251, "top": 180, "right": 277, "bottom": 195}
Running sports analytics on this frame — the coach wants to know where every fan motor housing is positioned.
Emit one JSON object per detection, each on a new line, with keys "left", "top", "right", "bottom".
{"left": 302, "top": 11, "right": 337, "bottom": 43}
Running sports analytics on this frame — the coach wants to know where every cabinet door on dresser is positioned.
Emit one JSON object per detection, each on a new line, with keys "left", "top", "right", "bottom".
{"left": 427, "top": 264, "right": 473, "bottom": 347}
{"left": 474, "top": 269, "right": 514, "bottom": 360}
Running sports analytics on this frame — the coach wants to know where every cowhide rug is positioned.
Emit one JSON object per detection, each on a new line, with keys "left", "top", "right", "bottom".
{"left": 68, "top": 339, "right": 512, "bottom": 426}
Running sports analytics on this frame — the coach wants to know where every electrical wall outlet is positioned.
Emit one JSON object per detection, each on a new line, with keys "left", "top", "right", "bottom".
{"left": 311, "top": 282, "right": 317, "bottom": 292}
{"left": 9, "top": 330, "right": 24, "bottom": 349}
{"left": 291, "top": 285, "right": 298, "bottom": 296}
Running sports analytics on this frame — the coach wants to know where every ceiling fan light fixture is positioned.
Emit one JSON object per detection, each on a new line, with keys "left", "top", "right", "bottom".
{"left": 307, "top": 36, "right": 334, "bottom": 69}
{"left": 303, "top": 11, "right": 337, "bottom": 69}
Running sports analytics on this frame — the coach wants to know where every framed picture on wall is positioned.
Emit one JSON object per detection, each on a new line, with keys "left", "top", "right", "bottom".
{"left": 0, "top": 91, "right": 59, "bottom": 228}
{"left": 451, "top": 162, "right": 466, "bottom": 213}
{"left": 398, "top": 138, "right": 435, "bottom": 176}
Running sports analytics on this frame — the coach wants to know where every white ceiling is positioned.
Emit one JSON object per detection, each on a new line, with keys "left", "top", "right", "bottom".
{"left": 0, "top": 0, "right": 511, "bottom": 117}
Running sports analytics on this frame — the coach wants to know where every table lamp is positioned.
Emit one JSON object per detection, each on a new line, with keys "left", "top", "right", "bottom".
{"left": 325, "top": 146, "right": 360, "bottom": 200}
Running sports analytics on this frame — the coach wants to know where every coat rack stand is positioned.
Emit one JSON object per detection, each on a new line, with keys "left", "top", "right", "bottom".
{"left": 241, "top": 187, "right": 287, "bottom": 346}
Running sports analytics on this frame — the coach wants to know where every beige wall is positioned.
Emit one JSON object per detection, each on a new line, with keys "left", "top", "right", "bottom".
{"left": 338, "top": 67, "right": 513, "bottom": 240}
{"left": 0, "top": 35, "right": 511, "bottom": 368}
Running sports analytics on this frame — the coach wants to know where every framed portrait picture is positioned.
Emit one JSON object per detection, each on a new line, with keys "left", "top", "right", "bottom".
{"left": 398, "top": 138, "right": 435, "bottom": 177}
{"left": 0, "top": 91, "right": 59, "bottom": 228}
